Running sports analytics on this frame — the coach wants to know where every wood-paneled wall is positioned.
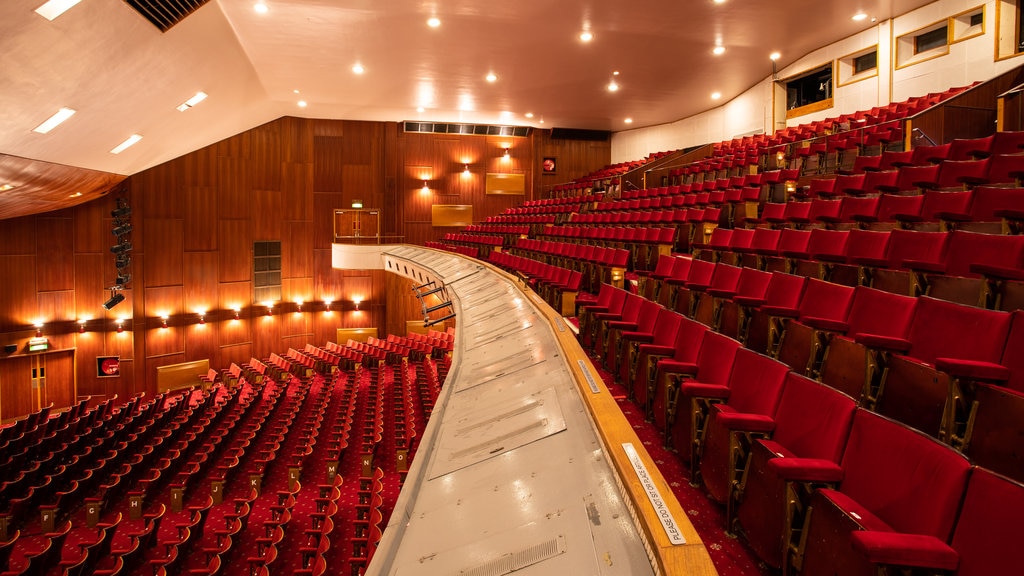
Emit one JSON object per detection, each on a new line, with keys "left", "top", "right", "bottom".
{"left": 0, "top": 117, "right": 610, "bottom": 420}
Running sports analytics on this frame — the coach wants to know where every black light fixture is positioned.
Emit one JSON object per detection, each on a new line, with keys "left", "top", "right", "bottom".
{"left": 115, "top": 273, "right": 131, "bottom": 286}
{"left": 111, "top": 223, "right": 133, "bottom": 237}
{"left": 102, "top": 290, "right": 125, "bottom": 310}
{"left": 110, "top": 242, "right": 132, "bottom": 255}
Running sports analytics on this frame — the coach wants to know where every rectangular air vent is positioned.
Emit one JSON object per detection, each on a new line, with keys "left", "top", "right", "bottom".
{"left": 403, "top": 122, "right": 531, "bottom": 138}
{"left": 123, "top": 0, "right": 210, "bottom": 32}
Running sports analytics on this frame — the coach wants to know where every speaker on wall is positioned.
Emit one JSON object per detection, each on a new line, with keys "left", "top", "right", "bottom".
{"left": 4, "top": 344, "right": 17, "bottom": 354}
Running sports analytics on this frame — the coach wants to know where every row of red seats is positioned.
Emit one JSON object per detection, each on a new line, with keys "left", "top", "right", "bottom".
{"left": 574, "top": 279, "right": 1022, "bottom": 575}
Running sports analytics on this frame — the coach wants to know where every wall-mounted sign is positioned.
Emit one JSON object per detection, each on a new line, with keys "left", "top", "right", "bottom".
{"left": 97, "top": 356, "right": 121, "bottom": 378}
{"left": 28, "top": 337, "right": 49, "bottom": 352}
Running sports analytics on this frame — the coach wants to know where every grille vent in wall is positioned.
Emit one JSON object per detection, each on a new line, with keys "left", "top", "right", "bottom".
{"left": 403, "top": 122, "right": 531, "bottom": 138}
{"left": 123, "top": 0, "right": 211, "bottom": 32}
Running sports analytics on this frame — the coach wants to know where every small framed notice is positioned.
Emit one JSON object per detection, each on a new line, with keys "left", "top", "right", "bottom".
{"left": 542, "top": 157, "right": 557, "bottom": 174}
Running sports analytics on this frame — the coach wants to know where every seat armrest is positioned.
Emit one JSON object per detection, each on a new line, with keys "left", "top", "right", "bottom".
{"left": 852, "top": 333, "right": 912, "bottom": 353}
{"left": 607, "top": 321, "right": 639, "bottom": 330}
{"left": 934, "top": 358, "right": 1010, "bottom": 383}
{"left": 657, "top": 360, "right": 699, "bottom": 375}
{"left": 706, "top": 288, "right": 738, "bottom": 298}
{"left": 732, "top": 296, "right": 766, "bottom": 307}
{"left": 638, "top": 344, "right": 677, "bottom": 356}
{"left": 971, "top": 263, "right": 1024, "bottom": 281}
{"left": 802, "top": 317, "right": 850, "bottom": 333}
{"left": 679, "top": 382, "right": 731, "bottom": 400}
{"left": 621, "top": 332, "right": 655, "bottom": 342}
{"left": 849, "top": 531, "right": 959, "bottom": 571}
{"left": 994, "top": 208, "right": 1024, "bottom": 220}
{"left": 932, "top": 211, "right": 971, "bottom": 223}
{"left": 765, "top": 457, "right": 844, "bottom": 482}
{"left": 758, "top": 305, "right": 799, "bottom": 318}
{"left": 713, "top": 412, "right": 776, "bottom": 432}
{"left": 850, "top": 256, "right": 890, "bottom": 268}
{"left": 901, "top": 259, "right": 946, "bottom": 273}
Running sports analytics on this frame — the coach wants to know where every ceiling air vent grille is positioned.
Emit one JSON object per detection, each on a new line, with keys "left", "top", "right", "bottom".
{"left": 123, "top": 0, "right": 211, "bottom": 32}
{"left": 403, "top": 122, "right": 531, "bottom": 138}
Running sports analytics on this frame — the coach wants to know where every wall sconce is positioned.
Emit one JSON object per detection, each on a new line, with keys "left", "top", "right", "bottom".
{"left": 421, "top": 180, "right": 430, "bottom": 194}
{"left": 295, "top": 300, "right": 303, "bottom": 313}
{"left": 352, "top": 298, "right": 363, "bottom": 311}
{"left": 34, "top": 322, "right": 43, "bottom": 337}
{"left": 78, "top": 319, "right": 87, "bottom": 334}
{"left": 263, "top": 302, "right": 274, "bottom": 316}
{"left": 233, "top": 307, "right": 241, "bottom": 320}
{"left": 503, "top": 147, "right": 511, "bottom": 160}
{"left": 462, "top": 164, "right": 470, "bottom": 177}
{"left": 197, "top": 311, "right": 206, "bottom": 325}
{"left": 116, "top": 319, "right": 124, "bottom": 333}
{"left": 161, "top": 315, "right": 169, "bottom": 329}
{"left": 324, "top": 299, "right": 333, "bottom": 313}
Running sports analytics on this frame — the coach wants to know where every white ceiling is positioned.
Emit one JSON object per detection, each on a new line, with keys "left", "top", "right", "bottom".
{"left": 0, "top": 0, "right": 936, "bottom": 211}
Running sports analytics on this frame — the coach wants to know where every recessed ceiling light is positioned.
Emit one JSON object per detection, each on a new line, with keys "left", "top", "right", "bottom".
{"left": 297, "top": 100, "right": 308, "bottom": 108}
{"left": 539, "top": 119, "right": 544, "bottom": 124}
{"left": 176, "top": 91, "right": 207, "bottom": 112}
{"left": 416, "top": 106, "right": 425, "bottom": 113}
{"left": 293, "top": 89, "right": 300, "bottom": 94}
{"left": 714, "top": 0, "right": 726, "bottom": 3}
{"left": 35, "top": 0, "right": 82, "bottom": 21}
{"left": 579, "top": 31, "right": 593, "bottom": 42}
{"left": 711, "top": 92, "right": 722, "bottom": 100}
{"left": 607, "top": 80, "right": 619, "bottom": 92}
{"left": 525, "top": 112, "right": 534, "bottom": 118}
{"left": 352, "top": 63, "right": 365, "bottom": 74}
{"left": 254, "top": 2, "right": 268, "bottom": 14}
{"left": 110, "top": 134, "right": 143, "bottom": 154}
{"left": 427, "top": 16, "right": 441, "bottom": 28}
{"left": 33, "top": 107, "right": 76, "bottom": 134}
{"left": 852, "top": 12, "right": 868, "bottom": 21}
{"left": 624, "top": 117, "right": 633, "bottom": 124}
{"left": 712, "top": 46, "right": 726, "bottom": 55}
{"left": 69, "top": 192, "right": 82, "bottom": 198}
{"left": 0, "top": 184, "right": 16, "bottom": 192}
{"left": 770, "top": 52, "right": 781, "bottom": 61}
{"left": 486, "top": 72, "right": 498, "bottom": 83}
{"left": 612, "top": 70, "right": 620, "bottom": 76}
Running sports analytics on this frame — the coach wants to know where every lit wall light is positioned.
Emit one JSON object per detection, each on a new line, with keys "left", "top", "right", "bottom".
{"left": 462, "top": 164, "right": 470, "bottom": 177}
{"left": 78, "top": 319, "right": 87, "bottom": 333}
{"left": 176, "top": 91, "right": 207, "bottom": 112}
{"left": 421, "top": 180, "right": 430, "bottom": 194}
{"left": 324, "top": 299, "right": 333, "bottom": 313}
{"left": 161, "top": 315, "right": 169, "bottom": 329}
{"left": 116, "top": 319, "right": 124, "bottom": 333}
{"left": 34, "top": 321, "right": 43, "bottom": 337}
{"left": 233, "top": 307, "right": 241, "bottom": 320}
{"left": 263, "top": 301, "right": 273, "bottom": 316}
{"left": 352, "top": 297, "right": 363, "bottom": 311}
{"left": 295, "top": 300, "right": 303, "bottom": 313}
{"left": 197, "top": 310, "right": 206, "bottom": 325}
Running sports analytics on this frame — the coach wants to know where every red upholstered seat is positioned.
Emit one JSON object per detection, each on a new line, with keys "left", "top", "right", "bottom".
{"left": 772, "top": 278, "right": 856, "bottom": 372}
{"left": 641, "top": 316, "right": 709, "bottom": 426}
{"left": 797, "top": 410, "right": 971, "bottom": 576}
{"left": 606, "top": 297, "right": 660, "bottom": 375}
{"left": 859, "top": 229, "right": 949, "bottom": 295}
{"left": 742, "top": 272, "right": 807, "bottom": 354}
{"left": 654, "top": 256, "right": 693, "bottom": 308}
{"left": 690, "top": 263, "right": 743, "bottom": 327}
{"left": 736, "top": 374, "right": 857, "bottom": 568}
{"left": 857, "top": 193, "right": 923, "bottom": 227}
{"left": 620, "top": 305, "right": 682, "bottom": 393}
{"left": 714, "top": 266, "right": 773, "bottom": 341}
{"left": 866, "top": 296, "right": 1012, "bottom": 438}
{"left": 669, "top": 258, "right": 716, "bottom": 317}
{"left": 905, "top": 230, "right": 1024, "bottom": 306}
{"left": 694, "top": 350, "right": 789, "bottom": 501}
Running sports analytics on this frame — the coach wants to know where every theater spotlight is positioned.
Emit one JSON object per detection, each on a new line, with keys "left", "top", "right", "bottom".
{"left": 110, "top": 242, "right": 133, "bottom": 254}
{"left": 115, "top": 273, "right": 131, "bottom": 286}
{"left": 115, "top": 254, "right": 131, "bottom": 269}
{"left": 102, "top": 290, "right": 125, "bottom": 310}
{"left": 111, "top": 223, "right": 133, "bottom": 237}
{"left": 111, "top": 205, "right": 132, "bottom": 219}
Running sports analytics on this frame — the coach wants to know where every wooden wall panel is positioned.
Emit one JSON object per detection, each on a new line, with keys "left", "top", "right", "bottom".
{"left": 282, "top": 162, "right": 313, "bottom": 221}
{"left": 184, "top": 251, "right": 219, "bottom": 314}
{"left": 281, "top": 277, "right": 313, "bottom": 305}
{"left": 280, "top": 117, "right": 313, "bottom": 164}
{"left": 183, "top": 147, "right": 216, "bottom": 188}
{"left": 73, "top": 198, "right": 108, "bottom": 254}
{"left": 37, "top": 290, "right": 75, "bottom": 324}
{"left": 218, "top": 281, "right": 252, "bottom": 316}
{"left": 185, "top": 187, "right": 218, "bottom": 252}
{"left": 0, "top": 255, "right": 38, "bottom": 331}
{"left": 342, "top": 164, "right": 377, "bottom": 210}
{"left": 313, "top": 193, "right": 345, "bottom": 248}
{"left": 0, "top": 218, "right": 37, "bottom": 256}
{"left": 141, "top": 164, "right": 183, "bottom": 219}
{"left": 219, "top": 343, "right": 252, "bottom": 368}
{"left": 184, "top": 323, "right": 218, "bottom": 368}
{"left": 218, "top": 220, "right": 252, "bottom": 283}
{"left": 36, "top": 218, "right": 75, "bottom": 292}
{"left": 314, "top": 136, "right": 345, "bottom": 193}
{"left": 253, "top": 189, "right": 283, "bottom": 239}
{"left": 143, "top": 218, "right": 183, "bottom": 288}
{"left": 217, "top": 313, "right": 251, "bottom": 347}
{"left": 313, "top": 249, "right": 347, "bottom": 301}
{"left": 283, "top": 222, "right": 313, "bottom": 279}
{"left": 215, "top": 157, "right": 253, "bottom": 221}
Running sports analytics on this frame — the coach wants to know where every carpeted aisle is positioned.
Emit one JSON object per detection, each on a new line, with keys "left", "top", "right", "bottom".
{"left": 591, "top": 359, "right": 771, "bottom": 576}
